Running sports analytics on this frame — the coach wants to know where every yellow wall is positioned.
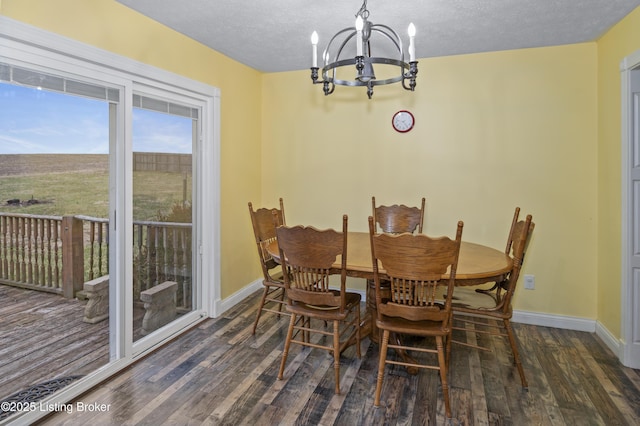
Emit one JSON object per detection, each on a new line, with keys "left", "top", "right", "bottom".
{"left": 5, "top": 0, "right": 640, "bottom": 332}
{"left": 263, "top": 44, "right": 599, "bottom": 317}
{"left": 596, "top": 7, "right": 640, "bottom": 337}
{"left": 0, "top": 0, "right": 264, "bottom": 299}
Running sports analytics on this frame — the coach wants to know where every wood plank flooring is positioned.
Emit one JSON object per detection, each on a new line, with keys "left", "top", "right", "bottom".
{"left": 30, "top": 290, "right": 640, "bottom": 425}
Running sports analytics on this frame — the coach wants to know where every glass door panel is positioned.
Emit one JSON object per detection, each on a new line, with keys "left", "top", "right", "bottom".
{"left": 0, "top": 80, "right": 112, "bottom": 415}
{"left": 131, "top": 100, "right": 195, "bottom": 342}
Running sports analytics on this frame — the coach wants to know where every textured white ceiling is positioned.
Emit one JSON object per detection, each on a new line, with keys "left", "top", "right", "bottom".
{"left": 116, "top": 0, "right": 640, "bottom": 73}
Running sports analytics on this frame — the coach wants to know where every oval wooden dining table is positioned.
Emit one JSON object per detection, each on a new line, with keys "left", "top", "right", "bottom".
{"left": 267, "top": 231, "right": 512, "bottom": 349}
{"left": 267, "top": 231, "right": 513, "bottom": 285}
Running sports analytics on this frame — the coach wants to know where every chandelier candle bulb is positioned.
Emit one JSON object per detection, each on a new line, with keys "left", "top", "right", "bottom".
{"left": 311, "top": 31, "right": 318, "bottom": 68}
{"left": 408, "top": 23, "right": 416, "bottom": 62}
{"left": 355, "top": 16, "right": 364, "bottom": 57}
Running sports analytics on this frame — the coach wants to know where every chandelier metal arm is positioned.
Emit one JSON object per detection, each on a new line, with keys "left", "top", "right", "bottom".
{"left": 369, "top": 24, "right": 404, "bottom": 57}
{"left": 402, "top": 61, "right": 418, "bottom": 91}
{"left": 320, "top": 57, "right": 407, "bottom": 85}
{"left": 324, "top": 27, "right": 358, "bottom": 64}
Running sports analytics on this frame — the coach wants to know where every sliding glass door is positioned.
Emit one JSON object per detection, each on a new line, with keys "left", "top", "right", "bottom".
{"left": 0, "top": 19, "right": 219, "bottom": 423}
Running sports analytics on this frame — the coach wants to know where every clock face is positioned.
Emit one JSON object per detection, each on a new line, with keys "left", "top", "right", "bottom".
{"left": 392, "top": 110, "right": 414, "bottom": 133}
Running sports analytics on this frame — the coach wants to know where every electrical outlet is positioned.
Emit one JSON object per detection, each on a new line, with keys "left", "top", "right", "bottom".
{"left": 524, "top": 274, "right": 535, "bottom": 290}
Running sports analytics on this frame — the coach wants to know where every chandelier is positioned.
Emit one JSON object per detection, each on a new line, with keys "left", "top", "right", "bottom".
{"left": 310, "top": 0, "right": 418, "bottom": 99}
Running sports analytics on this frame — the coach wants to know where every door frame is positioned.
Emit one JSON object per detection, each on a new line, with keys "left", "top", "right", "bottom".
{"left": 620, "top": 49, "right": 640, "bottom": 369}
{"left": 0, "top": 15, "right": 221, "bottom": 424}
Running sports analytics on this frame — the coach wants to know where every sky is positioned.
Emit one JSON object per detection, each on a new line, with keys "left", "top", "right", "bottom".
{"left": 0, "top": 82, "right": 192, "bottom": 154}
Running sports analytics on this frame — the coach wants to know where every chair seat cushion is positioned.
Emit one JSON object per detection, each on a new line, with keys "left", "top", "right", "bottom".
{"left": 376, "top": 316, "right": 449, "bottom": 337}
{"left": 286, "top": 291, "right": 361, "bottom": 320}
{"left": 264, "top": 277, "right": 286, "bottom": 287}
{"left": 451, "top": 287, "right": 511, "bottom": 318}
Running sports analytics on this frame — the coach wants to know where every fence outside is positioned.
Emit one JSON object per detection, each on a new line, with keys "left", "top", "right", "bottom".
{"left": 133, "top": 152, "right": 192, "bottom": 174}
{"left": 0, "top": 212, "right": 192, "bottom": 310}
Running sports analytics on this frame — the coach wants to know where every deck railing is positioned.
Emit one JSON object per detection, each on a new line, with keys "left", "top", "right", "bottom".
{"left": 0, "top": 213, "right": 192, "bottom": 309}
{"left": 133, "top": 220, "right": 192, "bottom": 311}
{"left": 0, "top": 213, "right": 64, "bottom": 295}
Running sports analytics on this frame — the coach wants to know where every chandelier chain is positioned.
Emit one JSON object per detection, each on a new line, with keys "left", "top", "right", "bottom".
{"left": 355, "top": 0, "right": 370, "bottom": 20}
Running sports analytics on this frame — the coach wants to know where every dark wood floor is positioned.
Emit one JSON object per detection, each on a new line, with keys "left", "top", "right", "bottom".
{"left": 32, "top": 290, "right": 640, "bottom": 425}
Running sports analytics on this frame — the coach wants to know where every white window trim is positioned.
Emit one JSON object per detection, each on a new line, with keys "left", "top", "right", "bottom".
{"left": 0, "top": 16, "right": 221, "bottom": 425}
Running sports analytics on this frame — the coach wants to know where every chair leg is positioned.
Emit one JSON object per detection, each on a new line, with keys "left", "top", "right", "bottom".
{"left": 445, "top": 331, "right": 452, "bottom": 368}
{"left": 333, "top": 320, "right": 341, "bottom": 394}
{"left": 436, "top": 336, "right": 452, "bottom": 418}
{"left": 504, "top": 319, "right": 528, "bottom": 388}
{"left": 374, "top": 329, "right": 390, "bottom": 407}
{"left": 276, "top": 287, "right": 285, "bottom": 316}
{"left": 278, "top": 313, "right": 297, "bottom": 381}
{"left": 355, "top": 305, "right": 361, "bottom": 358}
{"left": 252, "top": 285, "right": 270, "bottom": 335}
{"left": 445, "top": 312, "right": 452, "bottom": 366}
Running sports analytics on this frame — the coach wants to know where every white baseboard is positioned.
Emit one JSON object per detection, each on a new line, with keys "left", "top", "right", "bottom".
{"left": 512, "top": 310, "right": 596, "bottom": 332}
{"left": 213, "top": 279, "right": 262, "bottom": 317}
{"left": 595, "top": 320, "right": 623, "bottom": 359}
{"left": 215, "top": 282, "right": 625, "bottom": 362}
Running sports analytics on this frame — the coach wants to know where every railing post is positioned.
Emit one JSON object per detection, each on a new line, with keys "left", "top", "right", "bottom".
{"left": 62, "top": 215, "right": 84, "bottom": 298}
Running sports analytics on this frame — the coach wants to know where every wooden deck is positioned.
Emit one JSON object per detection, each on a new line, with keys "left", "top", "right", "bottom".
{"left": 27, "top": 290, "right": 640, "bottom": 425}
{"left": 0, "top": 285, "right": 109, "bottom": 401}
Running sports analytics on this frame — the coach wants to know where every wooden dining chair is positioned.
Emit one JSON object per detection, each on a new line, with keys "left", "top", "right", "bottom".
{"left": 368, "top": 196, "right": 426, "bottom": 342}
{"left": 248, "top": 198, "right": 289, "bottom": 335}
{"left": 371, "top": 196, "right": 426, "bottom": 234}
{"left": 275, "top": 215, "right": 361, "bottom": 394}
{"left": 474, "top": 206, "right": 529, "bottom": 295}
{"left": 451, "top": 208, "right": 534, "bottom": 388}
{"left": 368, "top": 216, "right": 463, "bottom": 418}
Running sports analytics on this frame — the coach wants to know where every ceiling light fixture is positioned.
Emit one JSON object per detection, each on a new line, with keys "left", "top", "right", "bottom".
{"left": 310, "top": 0, "right": 418, "bottom": 99}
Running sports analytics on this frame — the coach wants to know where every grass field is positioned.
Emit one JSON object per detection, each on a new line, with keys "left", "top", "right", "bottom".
{"left": 0, "top": 154, "right": 191, "bottom": 221}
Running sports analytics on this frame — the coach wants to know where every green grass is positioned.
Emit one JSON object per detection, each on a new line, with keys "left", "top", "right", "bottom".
{"left": 132, "top": 171, "right": 192, "bottom": 221}
{"left": 0, "top": 170, "right": 191, "bottom": 221}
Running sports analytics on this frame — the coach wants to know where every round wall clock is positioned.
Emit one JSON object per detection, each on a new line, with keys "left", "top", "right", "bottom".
{"left": 392, "top": 110, "right": 415, "bottom": 133}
